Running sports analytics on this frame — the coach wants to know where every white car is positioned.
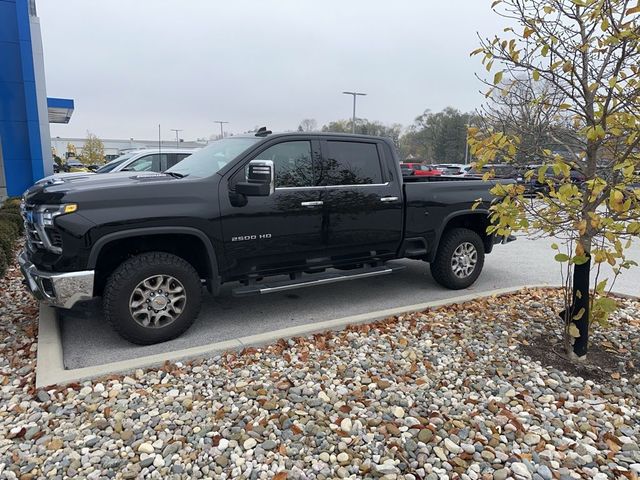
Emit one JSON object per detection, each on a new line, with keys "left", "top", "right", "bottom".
{"left": 38, "top": 148, "right": 198, "bottom": 184}
{"left": 435, "top": 163, "right": 473, "bottom": 176}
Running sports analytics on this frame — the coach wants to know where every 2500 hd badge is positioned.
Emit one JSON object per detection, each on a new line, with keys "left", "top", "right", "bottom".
{"left": 232, "top": 234, "right": 272, "bottom": 242}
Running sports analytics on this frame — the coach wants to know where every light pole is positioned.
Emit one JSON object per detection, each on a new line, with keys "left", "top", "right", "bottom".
{"left": 342, "top": 91, "right": 366, "bottom": 133}
{"left": 170, "top": 129, "right": 183, "bottom": 148}
{"left": 213, "top": 120, "right": 229, "bottom": 140}
{"left": 464, "top": 122, "right": 472, "bottom": 165}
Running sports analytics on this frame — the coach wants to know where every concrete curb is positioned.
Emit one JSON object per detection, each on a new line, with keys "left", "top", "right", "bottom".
{"left": 35, "top": 284, "right": 637, "bottom": 387}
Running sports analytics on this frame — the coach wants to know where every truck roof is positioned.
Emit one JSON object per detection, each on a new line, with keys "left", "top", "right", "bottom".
{"left": 233, "top": 131, "right": 392, "bottom": 142}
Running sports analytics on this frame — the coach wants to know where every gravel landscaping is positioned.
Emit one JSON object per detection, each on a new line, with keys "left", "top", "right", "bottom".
{"left": 1, "top": 251, "right": 640, "bottom": 480}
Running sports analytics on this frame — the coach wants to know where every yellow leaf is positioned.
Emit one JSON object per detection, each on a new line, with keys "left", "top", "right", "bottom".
{"left": 533, "top": 70, "right": 540, "bottom": 81}
{"left": 601, "top": 18, "right": 609, "bottom": 31}
{"left": 613, "top": 190, "right": 624, "bottom": 202}
{"left": 494, "top": 71, "right": 504, "bottom": 85}
{"left": 524, "top": 27, "right": 534, "bottom": 38}
{"left": 568, "top": 324, "right": 580, "bottom": 338}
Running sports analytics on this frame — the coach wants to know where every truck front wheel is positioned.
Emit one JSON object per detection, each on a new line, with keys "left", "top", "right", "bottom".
{"left": 103, "top": 252, "right": 202, "bottom": 344}
{"left": 430, "top": 228, "right": 485, "bottom": 290}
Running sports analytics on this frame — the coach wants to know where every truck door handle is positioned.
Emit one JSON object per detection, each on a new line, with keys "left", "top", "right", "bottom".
{"left": 380, "top": 196, "right": 399, "bottom": 202}
{"left": 301, "top": 201, "right": 323, "bottom": 207}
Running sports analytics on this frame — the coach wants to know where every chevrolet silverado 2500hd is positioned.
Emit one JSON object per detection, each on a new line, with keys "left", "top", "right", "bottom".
{"left": 19, "top": 130, "right": 512, "bottom": 344}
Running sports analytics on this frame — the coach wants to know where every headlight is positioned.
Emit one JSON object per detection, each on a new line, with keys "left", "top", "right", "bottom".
{"left": 37, "top": 204, "right": 78, "bottom": 226}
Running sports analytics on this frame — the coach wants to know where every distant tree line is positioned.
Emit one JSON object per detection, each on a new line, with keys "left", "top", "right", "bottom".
{"left": 300, "top": 77, "right": 579, "bottom": 165}
{"left": 299, "top": 110, "right": 471, "bottom": 164}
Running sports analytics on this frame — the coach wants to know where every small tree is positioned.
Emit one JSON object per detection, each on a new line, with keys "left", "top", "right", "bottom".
{"left": 477, "top": 77, "right": 580, "bottom": 164}
{"left": 470, "top": 0, "right": 640, "bottom": 359}
{"left": 80, "top": 131, "right": 105, "bottom": 165}
{"left": 298, "top": 118, "right": 318, "bottom": 132}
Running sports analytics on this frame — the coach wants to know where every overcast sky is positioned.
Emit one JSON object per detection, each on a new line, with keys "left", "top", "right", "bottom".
{"left": 39, "top": 0, "right": 506, "bottom": 141}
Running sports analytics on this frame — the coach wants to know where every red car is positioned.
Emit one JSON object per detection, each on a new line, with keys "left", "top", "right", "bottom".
{"left": 402, "top": 163, "right": 442, "bottom": 176}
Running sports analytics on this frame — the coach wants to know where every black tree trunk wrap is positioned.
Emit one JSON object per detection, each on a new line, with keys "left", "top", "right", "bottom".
{"left": 572, "top": 255, "right": 591, "bottom": 357}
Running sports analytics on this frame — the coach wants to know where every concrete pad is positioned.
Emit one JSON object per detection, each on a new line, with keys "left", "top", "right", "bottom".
{"left": 37, "top": 235, "right": 640, "bottom": 386}
{"left": 37, "top": 285, "right": 539, "bottom": 387}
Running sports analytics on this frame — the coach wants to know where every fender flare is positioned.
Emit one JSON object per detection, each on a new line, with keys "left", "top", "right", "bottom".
{"left": 87, "top": 226, "right": 220, "bottom": 294}
{"left": 428, "top": 209, "right": 491, "bottom": 261}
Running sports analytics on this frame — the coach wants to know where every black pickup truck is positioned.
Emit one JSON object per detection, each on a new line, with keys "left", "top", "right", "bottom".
{"left": 19, "top": 131, "right": 512, "bottom": 344}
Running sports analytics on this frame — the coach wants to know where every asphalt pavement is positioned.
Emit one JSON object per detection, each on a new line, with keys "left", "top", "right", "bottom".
{"left": 60, "top": 236, "right": 640, "bottom": 369}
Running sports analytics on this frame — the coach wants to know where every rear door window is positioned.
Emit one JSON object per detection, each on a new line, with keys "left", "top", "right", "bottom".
{"left": 319, "top": 141, "right": 383, "bottom": 186}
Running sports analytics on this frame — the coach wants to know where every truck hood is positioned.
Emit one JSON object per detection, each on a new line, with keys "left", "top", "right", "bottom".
{"left": 35, "top": 171, "right": 96, "bottom": 185}
{"left": 23, "top": 172, "right": 180, "bottom": 205}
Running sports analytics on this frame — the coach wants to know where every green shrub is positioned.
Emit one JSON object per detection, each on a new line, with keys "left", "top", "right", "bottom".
{"left": 0, "top": 212, "right": 23, "bottom": 234}
{"left": 0, "top": 246, "right": 6, "bottom": 278}
{"left": 1, "top": 206, "right": 20, "bottom": 217}
{"left": 2, "top": 197, "right": 21, "bottom": 209}
{"left": 0, "top": 221, "right": 17, "bottom": 262}
{"left": 0, "top": 203, "right": 20, "bottom": 279}
{"left": 0, "top": 220, "right": 18, "bottom": 239}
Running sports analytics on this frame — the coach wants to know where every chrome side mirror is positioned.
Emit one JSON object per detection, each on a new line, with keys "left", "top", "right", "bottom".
{"left": 236, "top": 159, "right": 275, "bottom": 196}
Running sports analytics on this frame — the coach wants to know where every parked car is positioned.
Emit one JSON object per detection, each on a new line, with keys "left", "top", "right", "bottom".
{"left": 519, "top": 164, "right": 586, "bottom": 195}
{"left": 97, "top": 149, "right": 198, "bottom": 174}
{"left": 436, "top": 163, "right": 473, "bottom": 176}
{"left": 20, "top": 132, "right": 514, "bottom": 344}
{"left": 466, "top": 164, "right": 518, "bottom": 180}
{"left": 400, "top": 164, "right": 414, "bottom": 176}
{"left": 64, "top": 158, "right": 90, "bottom": 173}
{"left": 401, "top": 162, "right": 442, "bottom": 176}
{"left": 36, "top": 149, "right": 198, "bottom": 185}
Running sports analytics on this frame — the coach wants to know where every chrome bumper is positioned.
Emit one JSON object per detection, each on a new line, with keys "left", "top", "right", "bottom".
{"left": 18, "top": 250, "right": 95, "bottom": 309}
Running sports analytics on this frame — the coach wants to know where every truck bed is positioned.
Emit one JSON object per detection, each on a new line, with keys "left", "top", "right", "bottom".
{"left": 402, "top": 177, "right": 501, "bottom": 254}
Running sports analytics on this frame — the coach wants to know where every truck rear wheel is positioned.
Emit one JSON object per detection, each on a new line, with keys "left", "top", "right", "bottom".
{"left": 430, "top": 228, "right": 485, "bottom": 290}
{"left": 104, "top": 252, "right": 202, "bottom": 344}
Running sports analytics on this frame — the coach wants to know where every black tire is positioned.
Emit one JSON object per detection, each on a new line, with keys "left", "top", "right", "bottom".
{"left": 104, "top": 252, "right": 202, "bottom": 345}
{"left": 430, "top": 228, "right": 485, "bottom": 290}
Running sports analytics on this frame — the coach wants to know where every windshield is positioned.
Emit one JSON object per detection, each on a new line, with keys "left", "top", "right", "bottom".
{"left": 166, "top": 137, "right": 260, "bottom": 177}
{"left": 96, "top": 153, "right": 135, "bottom": 173}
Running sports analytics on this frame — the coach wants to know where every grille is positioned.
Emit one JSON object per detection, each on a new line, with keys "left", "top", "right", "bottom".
{"left": 22, "top": 204, "right": 43, "bottom": 252}
{"left": 46, "top": 228, "right": 63, "bottom": 249}
{"left": 22, "top": 204, "right": 62, "bottom": 252}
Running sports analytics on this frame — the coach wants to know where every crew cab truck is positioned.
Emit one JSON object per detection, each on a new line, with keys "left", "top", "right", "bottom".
{"left": 19, "top": 131, "right": 512, "bottom": 344}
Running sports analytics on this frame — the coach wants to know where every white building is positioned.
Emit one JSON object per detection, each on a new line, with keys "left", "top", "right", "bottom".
{"left": 51, "top": 137, "right": 207, "bottom": 161}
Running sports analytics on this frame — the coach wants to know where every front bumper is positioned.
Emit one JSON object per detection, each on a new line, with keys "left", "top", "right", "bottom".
{"left": 18, "top": 250, "right": 95, "bottom": 309}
